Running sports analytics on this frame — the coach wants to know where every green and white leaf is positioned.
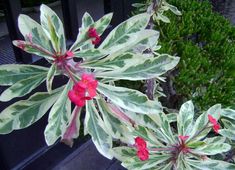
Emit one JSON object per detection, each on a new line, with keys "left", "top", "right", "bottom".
{"left": 0, "top": 64, "right": 48, "bottom": 86}
{"left": 44, "top": 81, "right": 72, "bottom": 145}
{"left": 97, "top": 82, "right": 162, "bottom": 114}
{"left": 46, "top": 63, "right": 56, "bottom": 93}
{"left": 96, "top": 98, "right": 132, "bottom": 142}
{"left": 177, "top": 100, "right": 194, "bottom": 136}
{"left": 74, "top": 49, "right": 108, "bottom": 62}
{"left": 85, "top": 100, "right": 113, "bottom": 159}
{"left": 40, "top": 4, "right": 66, "bottom": 54}
{"left": 187, "top": 158, "right": 235, "bottom": 170}
{"left": 0, "top": 87, "right": 62, "bottom": 134}
{"left": 96, "top": 54, "right": 180, "bottom": 80}
{"left": 0, "top": 73, "right": 47, "bottom": 102}
{"left": 219, "top": 129, "right": 235, "bottom": 140}
{"left": 81, "top": 12, "right": 94, "bottom": 29}
{"left": 70, "top": 13, "right": 113, "bottom": 51}
{"left": 99, "top": 13, "right": 150, "bottom": 50}
{"left": 192, "top": 143, "right": 231, "bottom": 155}
{"left": 18, "top": 14, "right": 53, "bottom": 53}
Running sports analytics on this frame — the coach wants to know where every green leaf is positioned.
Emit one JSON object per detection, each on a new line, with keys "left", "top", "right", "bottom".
{"left": 46, "top": 64, "right": 56, "bottom": 93}
{"left": 0, "top": 87, "right": 62, "bottom": 134}
{"left": 187, "top": 141, "right": 206, "bottom": 149}
{"left": 177, "top": 100, "right": 194, "bottom": 136}
{"left": 111, "top": 146, "right": 136, "bottom": 162}
{"left": 85, "top": 100, "right": 113, "bottom": 159}
{"left": 96, "top": 54, "right": 180, "bottom": 80}
{"left": 164, "top": 2, "right": 182, "bottom": 15}
{"left": 157, "top": 13, "right": 170, "bottom": 23}
{"left": 97, "top": 82, "right": 162, "bottom": 114}
{"left": 0, "top": 64, "right": 48, "bottom": 86}
{"left": 187, "top": 158, "right": 235, "bottom": 170}
{"left": 99, "top": 13, "right": 150, "bottom": 50}
{"left": 219, "top": 129, "right": 235, "bottom": 140}
{"left": 166, "top": 113, "right": 177, "bottom": 123}
{"left": 40, "top": 4, "right": 66, "bottom": 54}
{"left": 0, "top": 73, "right": 47, "bottom": 102}
{"left": 18, "top": 14, "right": 53, "bottom": 53}
{"left": 44, "top": 81, "right": 72, "bottom": 145}
{"left": 70, "top": 13, "right": 113, "bottom": 52}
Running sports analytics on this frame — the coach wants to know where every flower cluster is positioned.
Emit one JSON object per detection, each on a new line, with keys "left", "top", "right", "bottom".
{"left": 68, "top": 73, "right": 98, "bottom": 107}
{"left": 88, "top": 27, "right": 101, "bottom": 45}
{"left": 135, "top": 137, "right": 149, "bottom": 161}
{"left": 208, "top": 114, "right": 220, "bottom": 133}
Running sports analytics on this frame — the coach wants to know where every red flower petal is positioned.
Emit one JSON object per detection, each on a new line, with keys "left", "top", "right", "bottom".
{"left": 208, "top": 114, "right": 217, "bottom": 125}
{"left": 137, "top": 149, "right": 149, "bottom": 161}
{"left": 68, "top": 90, "right": 86, "bottom": 107}
{"left": 135, "top": 137, "right": 147, "bottom": 150}
{"left": 92, "top": 36, "right": 101, "bottom": 45}
{"left": 213, "top": 123, "right": 220, "bottom": 134}
{"left": 88, "top": 27, "right": 98, "bottom": 38}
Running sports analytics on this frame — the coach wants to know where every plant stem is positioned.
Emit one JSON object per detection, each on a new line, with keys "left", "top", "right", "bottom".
{"left": 64, "top": 64, "right": 77, "bottom": 84}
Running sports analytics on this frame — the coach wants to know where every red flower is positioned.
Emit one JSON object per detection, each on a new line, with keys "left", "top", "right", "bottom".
{"left": 213, "top": 123, "right": 220, "bottom": 134}
{"left": 135, "top": 137, "right": 147, "bottom": 150}
{"left": 179, "top": 135, "right": 189, "bottom": 142}
{"left": 208, "top": 114, "right": 217, "bottom": 125}
{"left": 88, "top": 27, "right": 98, "bottom": 38}
{"left": 92, "top": 36, "right": 101, "bottom": 45}
{"left": 208, "top": 114, "right": 220, "bottom": 133}
{"left": 68, "top": 73, "right": 98, "bottom": 107}
{"left": 87, "top": 27, "right": 101, "bottom": 45}
{"left": 137, "top": 149, "right": 149, "bottom": 161}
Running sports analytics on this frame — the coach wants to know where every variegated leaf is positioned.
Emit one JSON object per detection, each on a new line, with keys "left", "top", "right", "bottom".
{"left": 18, "top": 14, "right": 53, "bottom": 53}
{"left": 188, "top": 104, "right": 221, "bottom": 141}
{"left": 85, "top": 100, "right": 113, "bottom": 159}
{"left": 70, "top": 13, "right": 113, "bottom": 52}
{"left": 96, "top": 98, "right": 132, "bottom": 141}
{"left": 219, "top": 129, "right": 235, "bottom": 140}
{"left": 97, "top": 82, "right": 162, "bottom": 114}
{"left": 81, "top": 12, "right": 94, "bottom": 29}
{"left": 221, "top": 108, "right": 235, "bottom": 120}
{"left": 13, "top": 40, "right": 54, "bottom": 60}
{"left": 177, "top": 100, "right": 194, "bottom": 136}
{"left": 96, "top": 54, "right": 180, "bottom": 80}
{"left": 44, "top": 81, "right": 72, "bottom": 145}
{"left": 46, "top": 63, "right": 56, "bottom": 93}
{"left": 187, "top": 158, "right": 235, "bottom": 170}
{"left": 192, "top": 143, "right": 231, "bottom": 155}
{"left": 0, "top": 87, "right": 62, "bottom": 134}
{"left": 74, "top": 49, "right": 108, "bottom": 62}
{"left": 99, "top": 13, "right": 150, "bottom": 50}
{"left": 0, "top": 64, "right": 48, "bottom": 86}
{"left": 0, "top": 73, "right": 47, "bottom": 102}
{"left": 40, "top": 4, "right": 66, "bottom": 54}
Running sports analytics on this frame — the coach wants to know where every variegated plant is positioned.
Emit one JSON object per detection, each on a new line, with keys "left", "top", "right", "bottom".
{"left": 0, "top": 4, "right": 179, "bottom": 159}
{"left": 132, "top": 0, "right": 181, "bottom": 23}
{"left": 112, "top": 101, "right": 235, "bottom": 170}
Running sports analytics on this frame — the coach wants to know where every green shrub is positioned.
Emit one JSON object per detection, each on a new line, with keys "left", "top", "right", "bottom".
{"left": 158, "top": 0, "right": 235, "bottom": 110}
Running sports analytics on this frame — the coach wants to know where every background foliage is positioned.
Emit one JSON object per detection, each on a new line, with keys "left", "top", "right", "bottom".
{"left": 156, "top": 0, "right": 235, "bottom": 110}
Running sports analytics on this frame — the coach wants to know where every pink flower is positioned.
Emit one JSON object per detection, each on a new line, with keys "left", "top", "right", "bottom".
{"left": 135, "top": 137, "right": 147, "bottom": 150}
{"left": 179, "top": 135, "right": 189, "bottom": 142}
{"left": 208, "top": 114, "right": 220, "bottom": 133}
{"left": 137, "top": 149, "right": 149, "bottom": 161}
{"left": 16, "top": 40, "right": 26, "bottom": 50}
{"left": 68, "top": 73, "right": 98, "bottom": 107}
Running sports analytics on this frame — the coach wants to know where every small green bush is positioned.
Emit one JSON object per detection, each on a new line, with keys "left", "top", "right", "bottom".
{"left": 158, "top": 0, "right": 235, "bottom": 110}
